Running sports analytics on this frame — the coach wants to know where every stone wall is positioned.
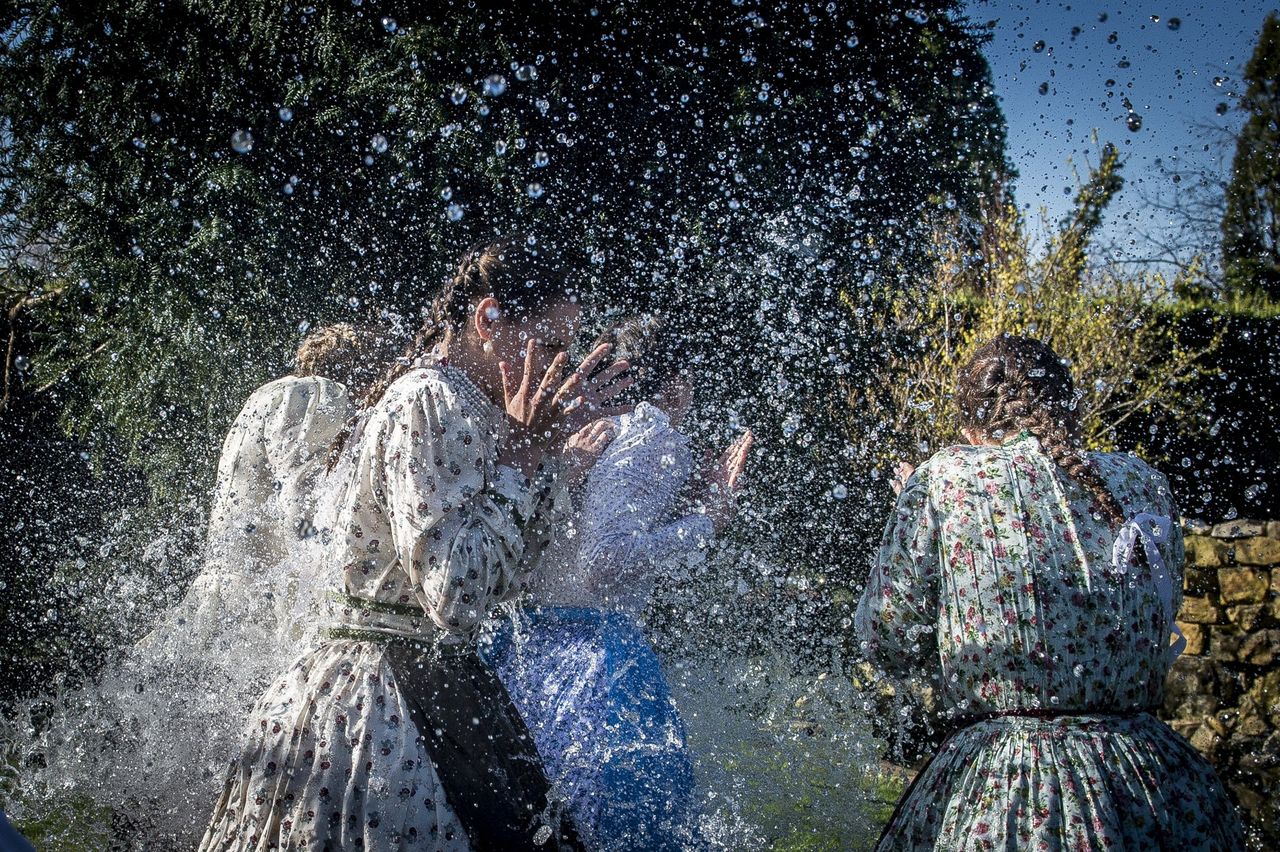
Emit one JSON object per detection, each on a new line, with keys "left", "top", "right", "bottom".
{"left": 1162, "top": 519, "right": 1280, "bottom": 850}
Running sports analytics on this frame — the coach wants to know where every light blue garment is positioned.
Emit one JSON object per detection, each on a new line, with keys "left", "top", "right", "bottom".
{"left": 482, "top": 607, "right": 700, "bottom": 852}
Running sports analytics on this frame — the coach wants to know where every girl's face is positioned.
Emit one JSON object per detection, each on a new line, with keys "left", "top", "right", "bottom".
{"left": 654, "top": 375, "right": 694, "bottom": 425}
{"left": 481, "top": 296, "right": 581, "bottom": 382}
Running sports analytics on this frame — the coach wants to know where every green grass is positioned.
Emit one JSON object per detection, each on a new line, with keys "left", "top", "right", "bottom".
{"left": 706, "top": 728, "right": 905, "bottom": 851}
{"left": 12, "top": 795, "right": 112, "bottom": 852}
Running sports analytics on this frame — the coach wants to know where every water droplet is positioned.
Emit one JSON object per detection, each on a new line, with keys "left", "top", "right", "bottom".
{"left": 230, "top": 129, "right": 254, "bottom": 153}
{"left": 845, "top": 35, "right": 859, "bottom": 48}
{"left": 446, "top": 203, "right": 464, "bottom": 221}
{"left": 450, "top": 86, "right": 468, "bottom": 105}
{"left": 382, "top": 16, "right": 397, "bottom": 33}
{"left": 494, "top": 140, "right": 508, "bottom": 155}
{"left": 1126, "top": 112, "right": 1142, "bottom": 132}
{"left": 483, "top": 74, "right": 508, "bottom": 97}
{"left": 297, "top": 320, "right": 311, "bottom": 334}
{"left": 1150, "top": 15, "right": 1160, "bottom": 23}
{"left": 526, "top": 182, "right": 545, "bottom": 199}
{"left": 1032, "top": 40, "right": 1045, "bottom": 53}
{"left": 13, "top": 354, "right": 29, "bottom": 371}
{"left": 1213, "top": 76, "right": 1227, "bottom": 88}
{"left": 440, "top": 186, "right": 453, "bottom": 201}
{"left": 1038, "top": 82, "right": 1049, "bottom": 96}
{"left": 533, "top": 150, "right": 549, "bottom": 168}
{"left": 1107, "top": 31, "right": 1118, "bottom": 44}
{"left": 515, "top": 64, "right": 538, "bottom": 82}
{"left": 832, "top": 484, "right": 848, "bottom": 500}
{"left": 1216, "top": 102, "right": 1229, "bottom": 115}
{"left": 1167, "top": 17, "right": 1181, "bottom": 31}
{"left": 278, "top": 106, "right": 293, "bottom": 122}
{"left": 370, "top": 133, "right": 388, "bottom": 154}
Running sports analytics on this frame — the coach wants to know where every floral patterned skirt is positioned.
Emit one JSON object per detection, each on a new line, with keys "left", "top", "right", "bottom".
{"left": 878, "top": 712, "right": 1243, "bottom": 852}
{"left": 197, "top": 638, "right": 581, "bottom": 852}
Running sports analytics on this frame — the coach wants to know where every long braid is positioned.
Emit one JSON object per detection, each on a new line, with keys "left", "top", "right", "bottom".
{"left": 1016, "top": 389, "right": 1127, "bottom": 528}
{"left": 956, "top": 335, "right": 1127, "bottom": 528}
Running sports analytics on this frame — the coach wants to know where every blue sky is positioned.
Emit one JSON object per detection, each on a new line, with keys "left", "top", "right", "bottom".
{"left": 965, "top": 0, "right": 1276, "bottom": 258}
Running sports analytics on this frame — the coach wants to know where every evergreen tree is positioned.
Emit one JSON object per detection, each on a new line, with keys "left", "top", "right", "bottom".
{"left": 1223, "top": 12, "right": 1280, "bottom": 299}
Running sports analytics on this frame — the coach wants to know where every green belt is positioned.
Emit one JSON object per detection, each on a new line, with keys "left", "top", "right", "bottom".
{"left": 327, "top": 590, "right": 427, "bottom": 618}
{"left": 324, "top": 592, "right": 474, "bottom": 652}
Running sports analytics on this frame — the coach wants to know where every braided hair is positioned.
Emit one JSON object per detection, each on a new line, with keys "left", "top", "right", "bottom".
{"left": 954, "top": 334, "right": 1126, "bottom": 528}
{"left": 326, "top": 235, "right": 571, "bottom": 468}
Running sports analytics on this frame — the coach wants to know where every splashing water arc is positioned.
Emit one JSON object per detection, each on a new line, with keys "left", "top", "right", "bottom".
{"left": 1, "top": 1, "right": 1277, "bottom": 850}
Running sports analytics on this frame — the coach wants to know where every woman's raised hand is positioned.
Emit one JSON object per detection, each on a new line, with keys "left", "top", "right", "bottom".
{"left": 496, "top": 341, "right": 632, "bottom": 476}
{"left": 497, "top": 341, "right": 571, "bottom": 476}
{"left": 704, "top": 429, "right": 754, "bottom": 532}
{"left": 562, "top": 417, "right": 618, "bottom": 487}
{"left": 499, "top": 340, "right": 570, "bottom": 435}
{"left": 551, "top": 343, "right": 633, "bottom": 437}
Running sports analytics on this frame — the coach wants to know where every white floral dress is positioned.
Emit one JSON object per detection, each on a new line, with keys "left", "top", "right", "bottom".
{"left": 856, "top": 434, "right": 1243, "bottom": 851}
{"left": 199, "top": 366, "right": 573, "bottom": 852}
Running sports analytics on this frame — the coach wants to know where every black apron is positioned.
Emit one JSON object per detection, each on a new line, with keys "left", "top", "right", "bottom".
{"left": 380, "top": 639, "right": 586, "bottom": 852}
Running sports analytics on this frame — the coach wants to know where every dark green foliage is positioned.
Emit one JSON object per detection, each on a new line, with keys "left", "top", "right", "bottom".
{"left": 0, "top": 0, "right": 1009, "bottom": 684}
{"left": 1223, "top": 12, "right": 1280, "bottom": 299}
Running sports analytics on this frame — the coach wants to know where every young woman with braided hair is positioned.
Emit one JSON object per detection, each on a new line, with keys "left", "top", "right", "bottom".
{"left": 857, "top": 335, "right": 1243, "bottom": 851}
{"left": 200, "top": 236, "right": 630, "bottom": 852}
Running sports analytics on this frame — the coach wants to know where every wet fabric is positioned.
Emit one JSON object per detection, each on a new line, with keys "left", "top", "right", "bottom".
{"left": 528, "top": 401, "right": 713, "bottom": 615}
{"left": 383, "top": 640, "right": 584, "bottom": 851}
{"left": 483, "top": 607, "right": 699, "bottom": 852}
{"left": 199, "top": 365, "right": 568, "bottom": 851}
{"left": 856, "top": 434, "right": 1244, "bottom": 851}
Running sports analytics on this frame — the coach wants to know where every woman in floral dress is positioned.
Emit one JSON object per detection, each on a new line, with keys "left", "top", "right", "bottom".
{"left": 856, "top": 334, "right": 1243, "bottom": 851}
{"left": 199, "top": 237, "right": 629, "bottom": 852}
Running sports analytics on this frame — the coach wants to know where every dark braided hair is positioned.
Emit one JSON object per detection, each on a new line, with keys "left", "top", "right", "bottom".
{"left": 326, "top": 235, "right": 572, "bottom": 469}
{"left": 954, "top": 334, "right": 1127, "bottom": 528}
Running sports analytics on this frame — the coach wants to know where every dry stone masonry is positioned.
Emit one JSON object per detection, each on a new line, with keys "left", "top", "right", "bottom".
{"left": 1162, "top": 519, "right": 1280, "bottom": 850}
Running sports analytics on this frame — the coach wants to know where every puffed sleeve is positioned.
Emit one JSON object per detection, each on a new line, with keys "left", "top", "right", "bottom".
{"left": 579, "top": 424, "right": 713, "bottom": 590}
{"left": 381, "top": 379, "right": 558, "bottom": 634}
{"left": 854, "top": 465, "right": 942, "bottom": 678}
{"left": 259, "top": 377, "right": 351, "bottom": 482}
{"left": 206, "top": 384, "right": 277, "bottom": 555}
{"left": 1150, "top": 468, "right": 1186, "bottom": 615}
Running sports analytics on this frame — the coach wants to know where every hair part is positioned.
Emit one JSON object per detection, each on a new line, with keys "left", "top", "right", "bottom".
{"left": 955, "top": 334, "right": 1126, "bottom": 527}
